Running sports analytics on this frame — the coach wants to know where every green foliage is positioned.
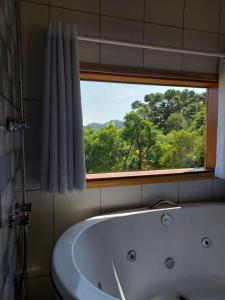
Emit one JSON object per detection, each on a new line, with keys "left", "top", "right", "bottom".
{"left": 84, "top": 89, "right": 206, "bottom": 173}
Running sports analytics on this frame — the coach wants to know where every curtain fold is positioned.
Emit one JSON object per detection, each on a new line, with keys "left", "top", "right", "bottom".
{"left": 215, "top": 59, "right": 225, "bottom": 179}
{"left": 40, "top": 22, "right": 86, "bottom": 193}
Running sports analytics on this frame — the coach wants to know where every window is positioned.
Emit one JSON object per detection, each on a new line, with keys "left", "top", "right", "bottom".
{"left": 81, "top": 81, "right": 207, "bottom": 174}
{"left": 80, "top": 66, "right": 218, "bottom": 188}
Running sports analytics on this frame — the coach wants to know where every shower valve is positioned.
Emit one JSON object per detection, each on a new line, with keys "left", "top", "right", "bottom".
{"left": 6, "top": 117, "right": 30, "bottom": 131}
{"left": 14, "top": 202, "right": 32, "bottom": 214}
{"left": 9, "top": 214, "right": 31, "bottom": 227}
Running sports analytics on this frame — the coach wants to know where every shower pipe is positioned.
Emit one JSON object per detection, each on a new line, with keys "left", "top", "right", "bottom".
{"left": 78, "top": 36, "right": 225, "bottom": 58}
{"left": 16, "top": 0, "right": 28, "bottom": 298}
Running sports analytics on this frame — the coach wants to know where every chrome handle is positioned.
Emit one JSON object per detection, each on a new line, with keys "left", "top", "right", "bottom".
{"left": 150, "top": 199, "right": 177, "bottom": 209}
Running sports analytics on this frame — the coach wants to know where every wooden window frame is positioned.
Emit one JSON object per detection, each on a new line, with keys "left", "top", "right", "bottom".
{"left": 80, "top": 63, "right": 218, "bottom": 188}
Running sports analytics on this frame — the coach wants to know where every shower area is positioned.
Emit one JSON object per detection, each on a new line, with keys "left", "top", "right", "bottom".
{"left": 2, "top": 0, "right": 225, "bottom": 299}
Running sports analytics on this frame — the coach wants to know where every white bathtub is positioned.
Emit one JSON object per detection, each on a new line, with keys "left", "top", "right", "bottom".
{"left": 52, "top": 203, "right": 225, "bottom": 300}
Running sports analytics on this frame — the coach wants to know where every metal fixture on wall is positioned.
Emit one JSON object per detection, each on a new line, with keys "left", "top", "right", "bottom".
{"left": 78, "top": 36, "right": 225, "bottom": 58}
{"left": 6, "top": 117, "right": 30, "bottom": 131}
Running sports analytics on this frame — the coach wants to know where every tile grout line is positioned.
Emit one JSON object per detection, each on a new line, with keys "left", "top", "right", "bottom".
{"left": 142, "top": 0, "right": 146, "bottom": 69}
{"left": 216, "top": 0, "right": 223, "bottom": 74}
{"left": 181, "top": 0, "right": 186, "bottom": 71}
{"left": 99, "top": 0, "right": 101, "bottom": 64}
{"left": 20, "top": 0, "right": 225, "bottom": 37}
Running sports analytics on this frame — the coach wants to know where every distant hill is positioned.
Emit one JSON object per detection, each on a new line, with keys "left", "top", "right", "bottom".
{"left": 85, "top": 119, "right": 124, "bottom": 129}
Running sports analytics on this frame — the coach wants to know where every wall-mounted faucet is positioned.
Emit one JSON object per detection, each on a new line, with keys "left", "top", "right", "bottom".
{"left": 9, "top": 214, "right": 31, "bottom": 227}
{"left": 9, "top": 202, "right": 32, "bottom": 227}
{"left": 6, "top": 117, "right": 30, "bottom": 131}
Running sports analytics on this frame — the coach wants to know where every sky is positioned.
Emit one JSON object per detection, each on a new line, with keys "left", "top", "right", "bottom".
{"left": 80, "top": 80, "right": 206, "bottom": 125}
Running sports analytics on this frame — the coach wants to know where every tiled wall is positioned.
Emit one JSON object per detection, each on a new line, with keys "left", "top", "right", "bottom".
{"left": 0, "top": 0, "right": 24, "bottom": 299}
{"left": 19, "top": 0, "right": 225, "bottom": 299}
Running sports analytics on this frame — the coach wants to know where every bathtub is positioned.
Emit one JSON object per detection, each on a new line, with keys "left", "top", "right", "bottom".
{"left": 52, "top": 203, "right": 225, "bottom": 300}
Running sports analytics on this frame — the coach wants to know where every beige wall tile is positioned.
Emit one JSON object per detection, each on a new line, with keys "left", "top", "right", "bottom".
{"left": 101, "top": 185, "right": 141, "bottom": 214}
{"left": 101, "top": 16, "right": 143, "bottom": 43}
{"left": 27, "top": 276, "right": 54, "bottom": 300}
{"left": 79, "top": 41, "right": 99, "bottom": 64}
{"left": 101, "top": 45, "right": 143, "bottom": 67}
{"left": 213, "top": 178, "right": 225, "bottom": 202}
{"left": 142, "top": 182, "right": 179, "bottom": 207}
{"left": 184, "top": 0, "right": 220, "bottom": 33}
{"left": 179, "top": 179, "right": 213, "bottom": 203}
{"left": 183, "top": 29, "right": 218, "bottom": 52}
{"left": 20, "top": 1, "right": 49, "bottom": 100}
{"left": 51, "top": 0, "right": 99, "bottom": 14}
{"left": 144, "top": 50, "right": 182, "bottom": 71}
{"left": 27, "top": 191, "right": 54, "bottom": 277}
{"left": 182, "top": 55, "right": 218, "bottom": 73}
{"left": 220, "top": 0, "right": 225, "bottom": 34}
{"left": 145, "top": 0, "right": 184, "bottom": 27}
{"left": 25, "top": 0, "right": 49, "bottom": 4}
{"left": 54, "top": 189, "right": 100, "bottom": 240}
{"left": 183, "top": 29, "right": 218, "bottom": 73}
{"left": 144, "top": 23, "right": 182, "bottom": 70}
{"left": 144, "top": 23, "right": 182, "bottom": 48}
{"left": 50, "top": 6, "right": 100, "bottom": 63}
{"left": 100, "top": 0, "right": 144, "bottom": 21}
{"left": 50, "top": 7, "right": 99, "bottom": 36}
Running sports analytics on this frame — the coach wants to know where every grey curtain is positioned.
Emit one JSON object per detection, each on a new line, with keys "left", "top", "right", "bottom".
{"left": 40, "top": 22, "right": 86, "bottom": 193}
{"left": 215, "top": 59, "right": 225, "bottom": 179}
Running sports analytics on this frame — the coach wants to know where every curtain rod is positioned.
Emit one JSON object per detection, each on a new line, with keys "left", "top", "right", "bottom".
{"left": 78, "top": 36, "right": 225, "bottom": 59}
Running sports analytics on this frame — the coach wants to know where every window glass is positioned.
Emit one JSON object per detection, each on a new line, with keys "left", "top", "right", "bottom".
{"left": 81, "top": 81, "right": 206, "bottom": 174}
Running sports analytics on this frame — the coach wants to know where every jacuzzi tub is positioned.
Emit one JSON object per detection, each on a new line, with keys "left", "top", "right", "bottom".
{"left": 52, "top": 203, "right": 225, "bottom": 300}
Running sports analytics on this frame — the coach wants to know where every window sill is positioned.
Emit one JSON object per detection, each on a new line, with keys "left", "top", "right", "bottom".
{"left": 86, "top": 168, "right": 214, "bottom": 188}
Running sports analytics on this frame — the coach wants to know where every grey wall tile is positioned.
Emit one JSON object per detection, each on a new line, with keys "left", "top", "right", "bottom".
{"left": 184, "top": 0, "right": 220, "bottom": 33}
{"left": 51, "top": 0, "right": 99, "bottom": 14}
{"left": 4, "top": 100, "right": 13, "bottom": 154}
{"left": 142, "top": 182, "right": 179, "bottom": 207}
{"left": 24, "top": 100, "right": 42, "bottom": 190}
{"left": 101, "top": 185, "right": 141, "bottom": 214}
{"left": 101, "top": 0, "right": 144, "bottom": 21}
{"left": 0, "top": 226, "right": 9, "bottom": 296}
{"left": 20, "top": 1, "right": 49, "bottom": 100}
{"left": 213, "top": 178, "right": 225, "bottom": 202}
{"left": 1, "top": 272, "right": 10, "bottom": 300}
{"left": 27, "top": 276, "right": 54, "bottom": 300}
{"left": 145, "top": 0, "right": 184, "bottom": 27}
{"left": 54, "top": 189, "right": 100, "bottom": 240}
{"left": 0, "top": 154, "right": 11, "bottom": 191}
{"left": 26, "top": 191, "right": 54, "bottom": 277}
{"left": 179, "top": 179, "right": 213, "bottom": 203}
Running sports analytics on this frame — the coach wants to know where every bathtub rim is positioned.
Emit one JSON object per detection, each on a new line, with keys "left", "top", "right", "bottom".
{"left": 52, "top": 202, "right": 225, "bottom": 300}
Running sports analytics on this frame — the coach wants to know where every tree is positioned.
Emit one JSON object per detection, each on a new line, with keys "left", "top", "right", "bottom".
{"left": 84, "top": 88, "right": 206, "bottom": 173}
{"left": 122, "top": 111, "right": 160, "bottom": 170}
{"left": 158, "top": 129, "right": 204, "bottom": 168}
{"left": 84, "top": 124, "right": 125, "bottom": 173}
